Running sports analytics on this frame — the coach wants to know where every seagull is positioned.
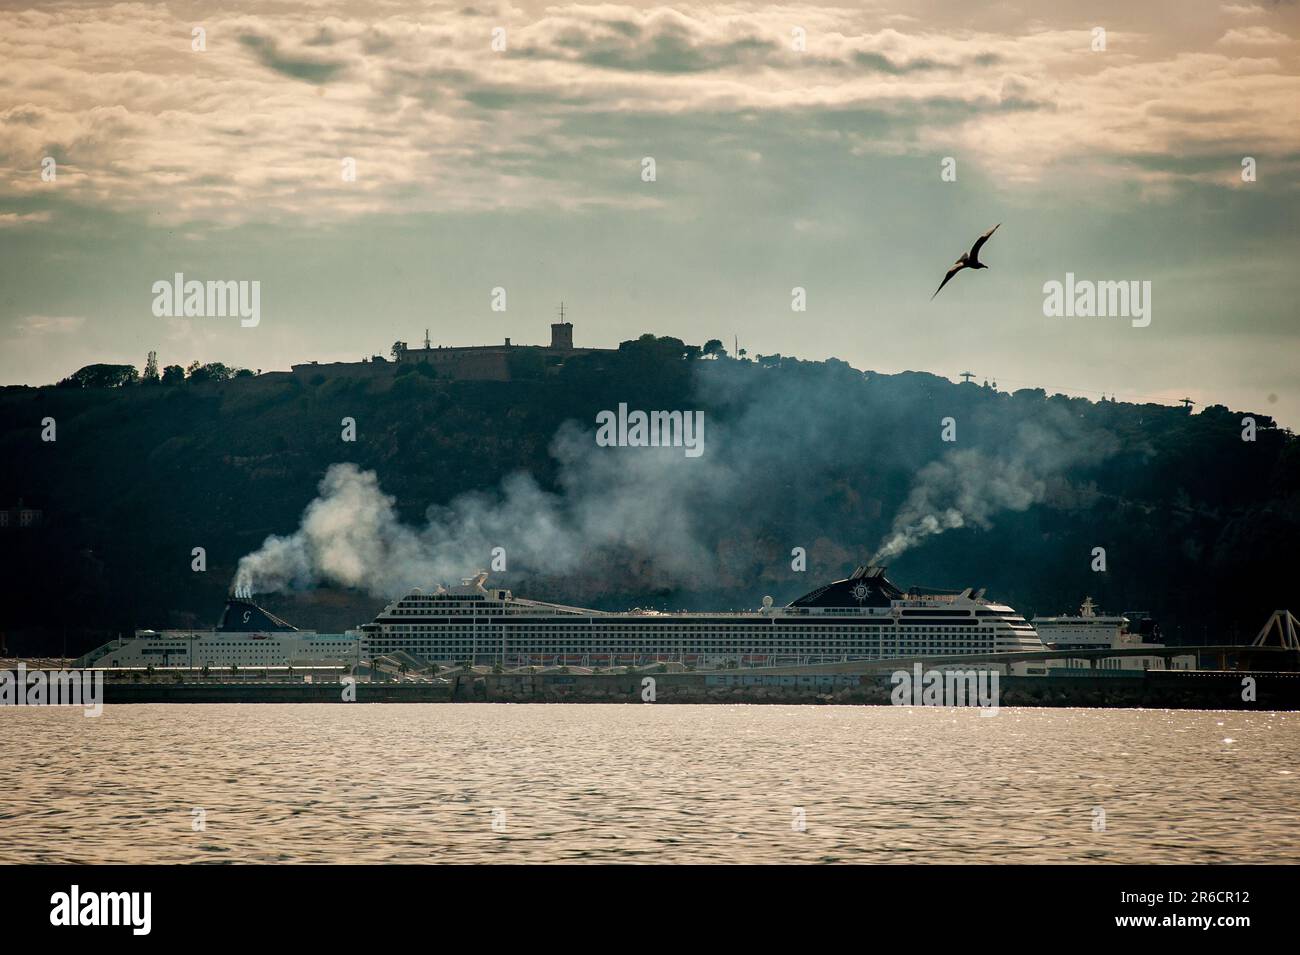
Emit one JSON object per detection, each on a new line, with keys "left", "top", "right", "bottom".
{"left": 931, "top": 223, "right": 1000, "bottom": 299}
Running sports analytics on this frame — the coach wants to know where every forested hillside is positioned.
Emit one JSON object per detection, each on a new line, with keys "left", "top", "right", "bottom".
{"left": 2, "top": 336, "right": 1296, "bottom": 655}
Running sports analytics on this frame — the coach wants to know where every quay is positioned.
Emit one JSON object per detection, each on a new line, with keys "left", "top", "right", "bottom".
{"left": 29, "top": 666, "right": 1300, "bottom": 709}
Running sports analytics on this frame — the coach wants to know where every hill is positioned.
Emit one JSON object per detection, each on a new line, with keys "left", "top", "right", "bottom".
{"left": 1, "top": 335, "right": 1296, "bottom": 655}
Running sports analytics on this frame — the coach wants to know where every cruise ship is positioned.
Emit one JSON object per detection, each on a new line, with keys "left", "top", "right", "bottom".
{"left": 1031, "top": 597, "right": 1193, "bottom": 671}
{"left": 358, "top": 565, "right": 1045, "bottom": 667}
{"left": 74, "top": 600, "right": 360, "bottom": 669}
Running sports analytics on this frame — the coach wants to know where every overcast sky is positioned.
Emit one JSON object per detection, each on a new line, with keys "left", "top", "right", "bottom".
{"left": 2, "top": 1, "right": 1297, "bottom": 423}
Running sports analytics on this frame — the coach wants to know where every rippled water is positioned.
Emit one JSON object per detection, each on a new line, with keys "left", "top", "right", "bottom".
{"left": 2, "top": 704, "right": 1297, "bottom": 863}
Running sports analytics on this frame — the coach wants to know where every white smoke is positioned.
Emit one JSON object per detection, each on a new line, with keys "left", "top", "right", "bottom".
{"left": 233, "top": 369, "right": 1122, "bottom": 598}
{"left": 233, "top": 421, "right": 726, "bottom": 597}
{"left": 872, "top": 415, "right": 1119, "bottom": 563}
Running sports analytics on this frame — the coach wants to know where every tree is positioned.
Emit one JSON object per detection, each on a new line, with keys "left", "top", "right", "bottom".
{"left": 142, "top": 351, "right": 160, "bottom": 384}
{"left": 161, "top": 364, "right": 185, "bottom": 385}
{"left": 56, "top": 364, "right": 139, "bottom": 389}
{"left": 187, "top": 362, "right": 234, "bottom": 384}
{"left": 391, "top": 341, "right": 407, "bottom": 362}
{"left": 617, "top": 334, "right": 698, "bottom": 366}
{"left": 234, "top": 368, "right": 254, "bottom": 378}
{"left": 702, "top": 339, "right": 725, "bottom": 359}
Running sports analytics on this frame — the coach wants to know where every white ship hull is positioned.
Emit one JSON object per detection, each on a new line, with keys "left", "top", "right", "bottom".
{"left": 1030, "top": 598, "right": 1195, "bottom": 672}
{"left": 78, "top": 632, "right": 359, "bottom": 669}
{"left": 76, "top": 600, "right": 359, "bottom": 669}
{"left": 360, "top": 565, "right": 1045, "bottom": 667}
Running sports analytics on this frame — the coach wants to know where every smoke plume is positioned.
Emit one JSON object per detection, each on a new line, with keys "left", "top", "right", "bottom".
{"left": 234, "top": 420, "right": 729, "bottom": 598}
{"left": 872, "top": 413, "right": 1119, "bottom": 562}
{"left": 233, "top": 363, "right": 1122, "bottom": 599}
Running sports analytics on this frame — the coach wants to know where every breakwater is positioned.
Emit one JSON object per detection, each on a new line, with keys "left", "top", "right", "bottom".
{"left": 82, "top": 669, "right": 1300, "bottom": 709}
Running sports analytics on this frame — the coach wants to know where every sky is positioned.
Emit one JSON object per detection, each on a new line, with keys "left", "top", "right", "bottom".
{"left": 1, "top": 0, "right": 1298, "bottom": 423}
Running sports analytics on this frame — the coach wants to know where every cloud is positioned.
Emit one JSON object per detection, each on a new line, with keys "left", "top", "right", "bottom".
{"left": 1217, "top": 26, "right": 1292, "bottom": 44}
{"left": 10, "top": 314, "right": 84, "bottom": 334}
{"left": 0, "top": 3, "right": 1296, "bottom": 225}
{"left": 0, "top": 211, "right": 52, "bottom": 227}
{"left": 237, "top": 32, "right": 349, "bottom": 84}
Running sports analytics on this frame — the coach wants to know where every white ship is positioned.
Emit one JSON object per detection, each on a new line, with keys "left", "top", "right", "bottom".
{"left": 75, "top": 601, "right": 360, "bottom": 669}
{"left": 1030, "top": 597, "right": 1193, "bottom": 671}
{"left": 358, "top": 565, "right": 1044, "bottom": 667}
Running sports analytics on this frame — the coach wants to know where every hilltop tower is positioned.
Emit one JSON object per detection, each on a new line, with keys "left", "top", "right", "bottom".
{"left": 550, "top": 302, "right": 573, "bottom": 350}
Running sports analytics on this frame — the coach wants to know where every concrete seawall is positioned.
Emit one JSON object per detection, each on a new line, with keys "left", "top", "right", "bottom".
{"left": 86, "top": 670, "right": 1300, "bottom": 709}
{"left": 474, "top": 670, "right": 1300, "bottom": 709}
{"left": 101, "top": 682, "right": 453, "bottom": 704}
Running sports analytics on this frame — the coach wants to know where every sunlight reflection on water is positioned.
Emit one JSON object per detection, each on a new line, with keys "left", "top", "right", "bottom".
{"left": 2, "top": 704, "right": 1296, "bottom": 864}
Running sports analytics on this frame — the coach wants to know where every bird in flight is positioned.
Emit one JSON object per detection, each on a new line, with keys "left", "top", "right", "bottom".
{"left": 931, "top": 223, "right": 1000, "bottom": 300}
